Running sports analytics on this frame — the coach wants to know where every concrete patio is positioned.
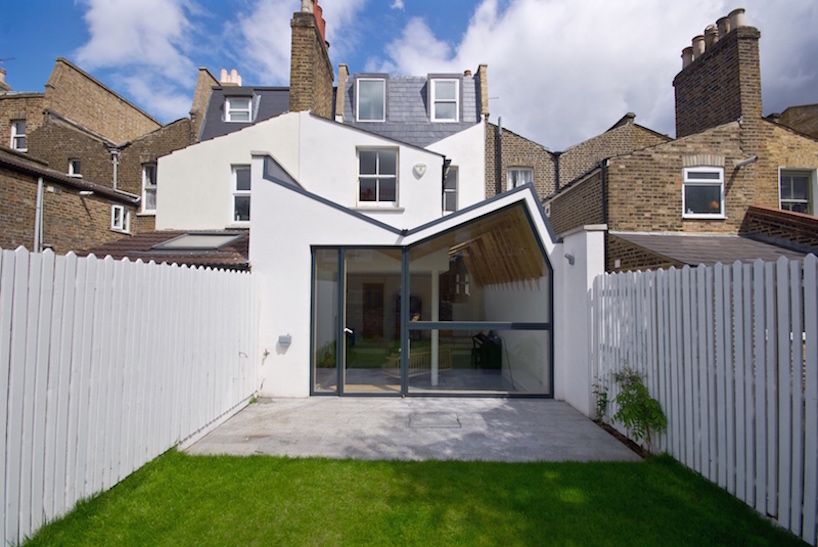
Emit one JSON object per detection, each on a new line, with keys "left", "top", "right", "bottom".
{"left": 186, "top": 398, "right": 640, "bottom": 462}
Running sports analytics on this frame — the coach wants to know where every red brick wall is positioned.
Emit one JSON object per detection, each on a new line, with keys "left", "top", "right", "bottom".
{"left": 740, "top": 205, "right": 818, "bottom": 251}
{"left": 607, "top": 234, "right": 684, "bottom": 273}
{"left": 26, "top": 117, "right": 114, "bottom": 185}
{"left": 289, "top": 12, "right": 334, "bottom": 119}
{"left": 0, "top": 95, "right": 45, "bottom": 151}
{"left": 546, "top": 170, "right": 605, "bottom": 235}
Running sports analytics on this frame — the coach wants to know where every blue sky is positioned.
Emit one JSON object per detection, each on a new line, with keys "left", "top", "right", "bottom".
{"left": 2, "top": 1, "right": 817, "bottom": 149}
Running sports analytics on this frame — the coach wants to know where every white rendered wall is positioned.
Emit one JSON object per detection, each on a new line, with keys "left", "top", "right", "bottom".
{"left": 426, "top": 122, "right": 486, "bottom": 208}
{"left": 553, "top": 225, "right": 607, "bottom": 416}
{"left": 156, "top": 113, "right": 301, "bottom": 230}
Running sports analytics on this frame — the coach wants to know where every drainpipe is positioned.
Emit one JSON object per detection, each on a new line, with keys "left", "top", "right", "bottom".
{"left": 111, "top": 149, "right": 120, "bottom": 190}
{"left": 33, "top": 176, "right": 44, "bottom": 252}
{"left": 601, "top": 159, "right": 609, "bottom": 270}
{"left": 495, "top": 117, "right": 503, "bottom": 194}
{"left": 553, "top": 151, "right": 562, "bottom": 193}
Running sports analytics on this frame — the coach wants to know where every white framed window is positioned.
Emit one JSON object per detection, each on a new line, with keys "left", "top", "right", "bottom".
{"left": 683, "top": 167, "right": 725, "bottom": 218}
{"left": 358, "top": 148, "right": 397, "bottom": 205}
{"left": 443, "top": 165, "right": 458, "bottom": 213}
{"left": 142, "top": 163, "right": 157, "bottom": 213}
{"left": 111, "top": 205, "right": 130, "bottom": 232}
{"left": 68, "top": 158, "right": 81, "bottom": 177}
{"left": 430, "top": 79, "right": 459, "bottom": 122}
{"left": 779, "top": 169, "right": 813, "bottom": 214}
{"left": 10, "top": 119, "right": 26, "bottom": 151}
{"left": 356, "top": 79, "right": 386, "bottom": 122}
{"left": 232, "top": 164, "right": 251, "bottom": 222}
{"left": 225, "top": 97, "right": 252, "bottom": 122}
{"left": 507, "top": 167, "right": 533, "bottom": 190}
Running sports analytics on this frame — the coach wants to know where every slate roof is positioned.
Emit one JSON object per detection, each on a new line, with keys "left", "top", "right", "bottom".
{"left": 341, "top": 74, "right": 482, "bottom": 147}
{"left": 610, "top": 232, "right": 806, "bottom": 266}
{"left": 199, "top": 86, "right": 290, "bottom": 141}
{"left": 84, "top": 230, "right": 249, "bottom": 270}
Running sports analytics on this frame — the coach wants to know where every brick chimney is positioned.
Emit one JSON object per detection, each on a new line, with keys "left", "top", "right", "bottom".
{"left": 476, "top": 64, "right": 489, "bottom": 120}
{"left": 289, "top": 0, "right": 334, "bottom": 119}
{"left": 673, "top": 8, "right": 761, "bottom": 138}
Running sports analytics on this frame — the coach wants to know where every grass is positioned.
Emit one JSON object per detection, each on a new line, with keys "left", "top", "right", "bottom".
{"left": 26, "top": 451, "right": 802, "bottom": 546}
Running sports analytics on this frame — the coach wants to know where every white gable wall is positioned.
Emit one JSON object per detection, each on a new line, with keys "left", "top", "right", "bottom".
{"left": 426, "top": 122, "right": 486, "bottom": 211}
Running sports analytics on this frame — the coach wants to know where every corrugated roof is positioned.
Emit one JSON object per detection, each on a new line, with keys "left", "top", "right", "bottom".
{"left": 610, "top": 232, "right": 806, "bottom": 265}
{"left": 199, "top": 87, "right": 290, "bottom": 141}
{"left": 83, "top": 230, "right": 249, "bottom": 269}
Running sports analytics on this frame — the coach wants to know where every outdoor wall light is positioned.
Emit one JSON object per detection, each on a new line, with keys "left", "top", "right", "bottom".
{"left": 278, "top": 334, "right": 292, "bottom": 348}
{"left": 564, "top": 253, "right": 575, "bottom": 266}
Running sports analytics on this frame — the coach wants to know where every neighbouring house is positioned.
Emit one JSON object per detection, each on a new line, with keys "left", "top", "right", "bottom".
{"left": 0, "top": 58, "right": 215, "bottom": 248}
{"left": 767, "top": 103, "right": 818, "bottom": 140}
{"left": 0, "top": 145, "right": 139, "bottom": 254}
{"left": 544, "top": 8, "right": 818, "bottom": 272}
{"left": 124, "top": 0, "right": 602, "bottom": 407}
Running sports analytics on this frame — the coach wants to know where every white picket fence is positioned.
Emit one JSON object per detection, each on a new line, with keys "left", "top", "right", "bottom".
{"left": 0, "top": 247, "right": 258, "bottom": 545}
{"left": 592, "top": 255, "right": 818, "bottom": 544}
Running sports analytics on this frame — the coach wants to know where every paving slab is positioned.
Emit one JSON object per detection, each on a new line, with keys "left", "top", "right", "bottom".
{"left": 185, "top": 398, "right": 641, "bottom": 462}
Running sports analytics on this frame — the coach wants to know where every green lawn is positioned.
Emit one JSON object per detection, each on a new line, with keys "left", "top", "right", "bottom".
{"left": 27, "top": 451, "right": 802, "bottom": 546}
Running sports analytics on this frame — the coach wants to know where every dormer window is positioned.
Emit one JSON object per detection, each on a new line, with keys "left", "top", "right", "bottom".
{"left": 225, "top": 97, "right": 252, "bottom": 122}
{"left": 431, "top": 79, "right": 459, "bottom": 122}
{"left": 356, "top": 79, "right": 385, "bottom": 122}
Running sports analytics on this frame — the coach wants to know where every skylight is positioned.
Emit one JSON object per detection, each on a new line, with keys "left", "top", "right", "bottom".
{"left": 153, "top": 234, "right": 241, "bottom": 250}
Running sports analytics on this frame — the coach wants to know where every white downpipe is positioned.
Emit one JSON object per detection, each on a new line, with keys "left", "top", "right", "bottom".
{"left": 33, "top": 176, "right": 43, "bottom": 252}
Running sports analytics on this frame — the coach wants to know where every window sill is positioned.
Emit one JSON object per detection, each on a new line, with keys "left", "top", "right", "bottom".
{"left": 110, "top": 228, "right": 131, "bottom": 235}
{"left": 682, "top": 214, "right": 726, "bottom": 220}
{"left": 227, "top": 222, "right": 250, "bottom": 229}
{"left": 137, "top": 212, "right": 156, "bottom": 217}
{"left": 67, "top": 174, "right": 83, "bottom": 178}
{"left": 354, "top": 205, "right": 404, "bottom": 213}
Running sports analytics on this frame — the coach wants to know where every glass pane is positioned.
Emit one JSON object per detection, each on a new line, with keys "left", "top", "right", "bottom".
{"left": 407, "top": 329, "right": 550, "bottom": 395}
{"left": 156, "top": 234, "right": 240, "bottom": 249}
{"left": 444, "top": 166, "right": 458, "bottom": 190}
{"left": 228, "top": 110, "right": 250, "bottom": 122}
{"left": 358, "top": 80, "right": 385, "bottom": 121}
{"left": 313, "top": 249, "right": 339, "bottom": 393}
{"left": 434, "top": 102, "right": 457, "bottom": 120}
{"left": 359, "top": 178, "right": 377, "bottom": 201}
{"left": 144, "top": 165, "right": 157, "bottom": 186}
{"left": 686, "top": 170, "right": 721, "bottom": 180}
{"left": 13, "top": 136, "right": 26, "bottom": 150}
{"left": 344, "top": 248, "right": 402, "bottom": 394}
{"left": 444, "top": 190, "right": 456, "bottom": 212}
{"left": 13, "top": 120, "right": 25, "bottom": 133}
{"left": 235, "top": 166, "right": 251, "bottom": 191}
{"left": 378, "top": 178, "right": 397, "bottom": 201}
{"left": 359, "top": 150, "right": 377, "bottom": 175}
{"left": 434, "top": 80, "right": 457, "bottom": 100}
{"left": 783, "top": 201, "right": 809, "bottom": 214}
{"left": 145, "top": 189, "right": 157, "bottom": 211}
{"left": 684, "top": 185, "right": 722, "bottom": 215}
{"left": 791, "top": 175, "right": 809, "bottom": 199}
{"left": 379, "top": 150, "right": 397, "bottom": 175}
{"left": 234, "top": 195, "right": 251, "bottom": 221}
{"left": 409, "top": 203, "right": 551, "bottom": 323}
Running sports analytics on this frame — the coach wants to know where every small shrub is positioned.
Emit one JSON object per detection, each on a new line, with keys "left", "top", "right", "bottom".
{"left": 592, "top": 381, "right": 609, "bottom": 421}
{"left": 613, "top": 367, "right": 666, "bottom": 453}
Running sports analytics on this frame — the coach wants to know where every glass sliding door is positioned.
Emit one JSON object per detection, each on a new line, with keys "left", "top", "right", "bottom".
{"left": 312, "top": 249, "right": 340, "bottom": 393}
{"left": 342, "top": 248, "right": 402, "bottom": 394}
{"left": 406, "top": 203, "right": 552, "bottom": 395}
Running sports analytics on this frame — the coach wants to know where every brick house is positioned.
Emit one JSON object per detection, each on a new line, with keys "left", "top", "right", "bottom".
{"left": 545, "top": 9, "right": 818, "bottom": 272}
{"left": 0, "top": 58, "right": 215, "bottom": 250}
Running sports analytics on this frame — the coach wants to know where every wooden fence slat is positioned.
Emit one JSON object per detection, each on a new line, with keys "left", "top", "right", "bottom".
{"left": 682, "top": 266, "right": 695, "bottom": 469}
{"left": 0, "top": 251, "right": 15, "bottom": 544}
{"left": 765, "top": 261, "right": 778, "bottom": 517}
{"left": 696, "top": 266, "right": 708, "bottom": 477}
{"left": 734, "top": 261, "right": 747, "bottom": 502}
{"left": 752, "top": 260, "right": 767, "bottom": 514}
{"left": 789, "top": 260, "right": 804, "bottom": 536}
{"left": 743, "top": 263, "right": 754, "bottom": 505}
{"left": 777, "top": 256, "right": 792, "bottom": 528}
{"left": 705, "top": 266, "right": 717, "bottom": 482}
{"left": 802, "top": 254, "right": 817, "bottom": 544}
{"left": 715, "top": 263, "right": 727, "bottom": 487}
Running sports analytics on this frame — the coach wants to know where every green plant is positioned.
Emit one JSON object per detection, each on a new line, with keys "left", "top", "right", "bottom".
{"left": 592, "top": 381, "right": 609, "bottom": 421}
{"left": 613, "top": 367, "right": 666, "bottom": 453}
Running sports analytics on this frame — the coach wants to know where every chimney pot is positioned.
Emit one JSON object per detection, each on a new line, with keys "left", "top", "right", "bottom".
{"left": 681, "top": 47, "right": 694, "bottom": 68}
{"left": 691, "top": 35, "right": 706, "bottom": 58}
{"left": 716, "top": 16, "right": 731, "bottom": 36}
{"left": 464, "top": 69, "right": 472, "bottom": 77}
{"left": 704, "top": 25, "right": 719, "bottom": 49}
{"left": 728, "top": 8, "right": 746, "bottom": 30}
{"left": 301, "top": 0, "right": 313, "bottom": 13}
{"left": 220, "top": 68, "right": 228, "bottom": 82}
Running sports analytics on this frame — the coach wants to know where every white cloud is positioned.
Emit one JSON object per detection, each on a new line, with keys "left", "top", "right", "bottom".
{"left": 232, "top": 0, "right": 368, "bottom": 85}
{"left": 391, "top": 0, "right": 405, "bottom": 10}
{"left": 75, "top": 0, "right": 200, "bottom": 121}
{"left": 374, "top": 0, "right": 818, "bottom": 149}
